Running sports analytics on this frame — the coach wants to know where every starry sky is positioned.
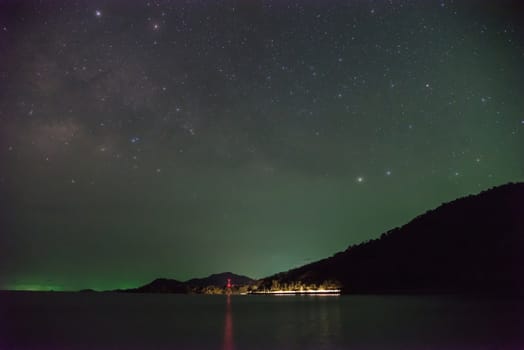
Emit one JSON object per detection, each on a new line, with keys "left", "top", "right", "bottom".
{"left": 1, "top": 0, "right": 523, "bottom": 291}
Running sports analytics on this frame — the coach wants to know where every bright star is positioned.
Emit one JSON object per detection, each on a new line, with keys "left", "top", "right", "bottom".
{"left": 95, "top": 10, "right": 102, "bottom": 18}
{"left": 356, "top": 176, "right": 364, "bottom": 183}
{"left": 386, "top": 170, "right": 392, "bottom": 176}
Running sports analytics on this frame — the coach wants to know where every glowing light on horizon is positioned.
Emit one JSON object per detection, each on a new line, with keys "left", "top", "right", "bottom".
{"left": 7, "top": 284, "right": 64, "bottom": 292}
{"left": 252, "top": 289, "right": 341, "bottom": 295}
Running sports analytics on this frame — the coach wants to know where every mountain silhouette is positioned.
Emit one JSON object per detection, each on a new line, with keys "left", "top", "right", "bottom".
{"left": 185, "top": 272, "right": 253, "bottom": 288}
{"left": 130, "top": 278, "right": 186, "bottom": 294}
{"left": 259, "top": 182, "right": 524, "bottom": 294}
{"left": 127, "top": 272, "right": 254, "bottom": 294}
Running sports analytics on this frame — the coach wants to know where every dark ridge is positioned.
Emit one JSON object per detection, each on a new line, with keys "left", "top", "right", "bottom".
{"left": 184, "top": 272, "right": 254, "bottom": 288}
{"left": 128, "top": 278, "right": 186, "bottom": 294}
{"left": 259, "top": 182, "right": 524, "bottom": 295}
{"left": 125, "top": 272, "right": 254, "bottom": 294}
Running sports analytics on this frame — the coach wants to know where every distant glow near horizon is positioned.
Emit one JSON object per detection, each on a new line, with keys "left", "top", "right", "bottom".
{"left": 6, "top": 284, "right": 64, "bottom": 292}
{"left": 0, "top": 0, "right": 523, "bottom": 290}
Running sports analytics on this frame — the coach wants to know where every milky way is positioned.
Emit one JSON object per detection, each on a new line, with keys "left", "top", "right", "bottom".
{"left": 1, "top": 0, "right": 523, "bottom": 290}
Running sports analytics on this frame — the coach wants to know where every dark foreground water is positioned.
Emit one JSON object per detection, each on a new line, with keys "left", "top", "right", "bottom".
{"left": 1, "top": 291, "right": 523, "bottom": 350}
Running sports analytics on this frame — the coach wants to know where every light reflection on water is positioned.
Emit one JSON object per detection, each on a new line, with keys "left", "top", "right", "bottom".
{"left": 2, "top": 291, "right": 524, "bottom": 350}
{"left": 223, "top": 294, "right": 234, "bottom": 350}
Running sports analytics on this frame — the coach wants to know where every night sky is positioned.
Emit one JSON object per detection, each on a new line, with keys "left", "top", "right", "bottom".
{"left": 1, "top": 0, "right": 523, "bottom": 291}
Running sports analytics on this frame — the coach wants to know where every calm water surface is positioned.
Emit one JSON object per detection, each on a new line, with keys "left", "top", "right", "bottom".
{"left": 2, "top": 291, "right": 523, "bottom": 350}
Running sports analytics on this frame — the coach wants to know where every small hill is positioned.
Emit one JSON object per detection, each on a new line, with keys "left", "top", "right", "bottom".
{"left": 259, "top": 182, "right": 524, "bottom": 295}
{"left": 185, "top": 272, "right": 254, "bottom": 288}
{"left": 129, "top": 278, "right": 187, "bottom": 294}
{"left": 125, "top": 272, "right": 254, "bottom": 294}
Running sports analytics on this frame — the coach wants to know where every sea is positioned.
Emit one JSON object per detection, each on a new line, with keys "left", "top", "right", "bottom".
{"left": 2, "top": 291, "right": 523, "bottom": 350}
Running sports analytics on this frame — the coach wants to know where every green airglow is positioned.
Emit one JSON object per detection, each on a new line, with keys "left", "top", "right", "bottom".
{"left": 1, "top": 0, "right": 523, "bottom": 291}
